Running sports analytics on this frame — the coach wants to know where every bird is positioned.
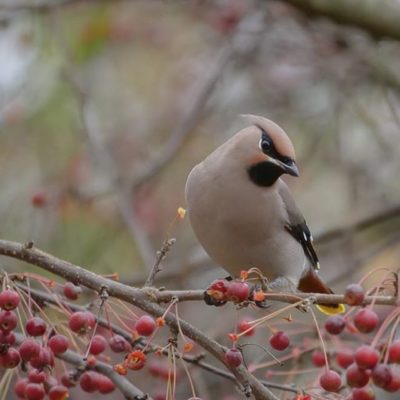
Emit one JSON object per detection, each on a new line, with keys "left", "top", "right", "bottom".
{"left": 185, "top": 115, "right": 343, "bottom": 315}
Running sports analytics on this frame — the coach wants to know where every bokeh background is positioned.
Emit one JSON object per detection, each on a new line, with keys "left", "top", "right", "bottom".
{"left": 1, "top": 0, "right": 400, "bottom": 398}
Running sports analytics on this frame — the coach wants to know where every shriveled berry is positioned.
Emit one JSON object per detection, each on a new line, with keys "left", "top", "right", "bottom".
{"left": 351, "top": 387, "right": 375, "bottom": 400}
{"left": 28, "top": 369, "right": 46, "bottom": 383}
{"left": 98, "top": 375, "right": 115, "bottom": 394}
{"left": 354, "top": 309, "right": 379, "bottom": 334}
{"left": 237, "top": 318, "right": 255, "bottom": 336}
{"left": 19, "top": 338, "right": 41, "bottom": 361}
{"left": 14, "top": 378, "right": 29, "bottom": 398}
{"left": 68, "top": 311, "right": 95, "bottom": 334}
{"left": 312, "top": 350, "right": 326, "bottom": 367}
{"left": 320, "top": 369, "right": 341, "bottom": 392}
{"left": 0, "top": 289, "right": 20, "bottom": 310}
{"left": 355, "top": 346, "right": 379, "bottom": 369}
{"left": 206, "top": 279, "right": 229, "bottom": 301}
{"left": 89, "top": 334, "right": 107, "bottom": 355}
{"left": 135, "top": 315, "right": 156, "bottom": 336}
{"left": 269, "top": 331, "right": 290, "bottom": 351}
{"left": 371, "top": 364, "right": 392, "bottom": 389}
{"left": 48, "top": 334, "right": 69, "bottom": 354}
{"left": 26, "top": 317, "right": 47, "bottom": 337}
{"left": 226, "top": 281, "right": 250, "bottom": 303}
{"left": 388, "top": 340, "right": 400, "bottom": 363}
{"left": 0, "top": 347, "right": 21, "bottom": 368}
{"left": 63, "top": 282, "right": 82, "bottom": 301}
{"left": 25, "top": 383, "right": 45, "bottom": 400}
{"left": 0, "top": 310, "right": 17, "bottom": 331}
{"left": 344, "top": 284, "right": 365, "bottom": 306}
{"left": 336, "top": 348, "right": 354, "bottom": 369}
{"left": 109, "top": 334, "right": 132, "bottom": 353}
{"left": 325, "top": 315, "right": 345, "bottom": 335}
{"left": 0, "top": 330, "right": 16, "bottom": 345}
{"left": 48, "top": 385, "right": 69, "bottom": 400}
{"left": 79, "top": 371, "right": 99, "bottom": 392}
{"left": 224, "top": 348, "right": 243, "bottom": 367}
{"left": 346, "top": 363, "right": 370, "bottom": 388}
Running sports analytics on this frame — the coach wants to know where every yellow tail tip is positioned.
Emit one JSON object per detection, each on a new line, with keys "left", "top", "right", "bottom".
{"left": 316, "top": 304, "right": 346, "bottom": 316}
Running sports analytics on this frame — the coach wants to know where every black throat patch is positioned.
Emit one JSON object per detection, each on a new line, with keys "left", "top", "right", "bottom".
{"left": 247, "top": 161, "right": 284, "bottom": 187}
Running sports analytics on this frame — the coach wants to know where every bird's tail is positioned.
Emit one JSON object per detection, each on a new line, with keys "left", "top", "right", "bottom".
{"left": 298, "top": 268, "right": 345, "bottom": 316}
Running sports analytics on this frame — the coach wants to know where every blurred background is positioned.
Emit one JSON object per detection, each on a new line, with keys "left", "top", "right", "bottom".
{"left": 1, "top": 0, "right": 400, "bottom": 398}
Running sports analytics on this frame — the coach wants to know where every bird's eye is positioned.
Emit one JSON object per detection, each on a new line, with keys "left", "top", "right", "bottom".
{"left": 260, "top": 138, "right": 272, "bottom": 153}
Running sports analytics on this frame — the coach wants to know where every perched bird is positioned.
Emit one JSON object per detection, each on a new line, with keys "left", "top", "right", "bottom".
{"left": 185, "top": 115, "right": 343, "bottom": 314}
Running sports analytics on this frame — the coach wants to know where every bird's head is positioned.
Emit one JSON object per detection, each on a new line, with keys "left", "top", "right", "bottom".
{"left": 238, "top": 115, "right": 299, "bottom": 186}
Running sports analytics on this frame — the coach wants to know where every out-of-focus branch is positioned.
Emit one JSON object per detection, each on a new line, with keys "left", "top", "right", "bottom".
{"left": 282, "top": 0, "right": 400, "bottom": 41}
{"left": 14, "top": 333, "right": 150, "bottom": 400}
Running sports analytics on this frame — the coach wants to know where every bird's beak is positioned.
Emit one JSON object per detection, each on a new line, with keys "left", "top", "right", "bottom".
{"left": 280, "top": 160, "right": 299, "bottom": 177}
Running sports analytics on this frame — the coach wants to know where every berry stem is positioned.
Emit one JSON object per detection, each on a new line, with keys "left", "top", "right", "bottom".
{"left": 309, "top": 307, "right": 329, "bottom": 370}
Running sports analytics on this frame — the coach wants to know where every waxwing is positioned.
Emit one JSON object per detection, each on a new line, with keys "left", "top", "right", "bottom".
{"left": 185, "top": 115, "right": 343, "bottom": 314}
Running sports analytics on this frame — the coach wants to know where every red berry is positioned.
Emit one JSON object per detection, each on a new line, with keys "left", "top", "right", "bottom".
{"left": 336, "top": 348, "right": 354, "bottom": 369}
{"left": 28, "top": 369, "right": 46, "bottom": 383}
{"left": 226, "top": 281, "right": 250, "bottom": 303}
{"left": 355, "top": 346, "right": 379, "bottom": 369}
{"left": 26, "top": 317, "right": 47, "bottom": 337}
{"left": 386, "top": 372, "right": 400, "bottom": 392}
{"left": 320, "top": 369, "right": 341, "bottom": 392}
{"left": 48, "top": 385, "right": 69, "bottom": 400}
{"left": 224, "top": 348, "right": 243, "bottom": 367}
{"left": 269, "top": 331, "right": 290, "bottom": 351}
{"left": 60, "top": 371, "right": 76, "bottom": 388}
{"left": 351, "top": 387, "right": 375, "bottom": 400}
{"left": 68, "top": 311, "right": 96, "bottom": 334}
{"left": 344, "top": 284, "right": 365, "bottom": 306}
{"left": 31, "top": 191, "right": 47, "bottom": 208}
{"left": 14, "top": 378, "right": 29, "bottom": 398}
{"left": 325, "top": 315, "right": 345, "bottom": 335}
{"left": 237, "top": 318, "right": 255, "bottom": 336}
{"left": 346, "top": 363, "right": 370, "bottom": 388}
{"left": 0, "top": 310, "right": 17, "bottom": 331}
{"left": 354, "top": 309, "right": 379, "bottom": 334}
{"left": 388, "top": 340, "right": 400, "bottom": 363}
{"left": 63, "top": 282, "right": 82, "bottom": 300}
{"left": 0, "top": 330, "right": 16, "bottom": 345}
{"left": 25, "top": 383, "right": 45, "bottom": 400}
{"left": 48, "top": 334, "right": 69, "bottom": 354}
{"left": 371, "top": 364, "right": 392, "bottom": 389}
{"left": 311, "top": 350, "right": 326, "bottom": 367}
{"left": 207, "top": 279, "right": 229, "bottom": 301}
{"left": 98, "top": 375, "right": 115, "bottom": 394}
{"left": 109, "top": 334, "right": 132, "bottom": 353}
{"left": 0, "top": 289, "right": 20, "bottom": 310}
{"left": 89, "top": 334, "right": 107, "bottom": 355}
{"left": 135, "top": 315, "right": 156, "bottom": 336}
{"left": 30, "top": 347, "right": 54, "bottom": 369}
{"left": 19, "top": 338, "right": 41, "bottom": 361}
{"left": 0, "top": 347, "right": 21, "bottom": 368}
{"left": 79, "top": 371, "right": 99, "bottom": 392}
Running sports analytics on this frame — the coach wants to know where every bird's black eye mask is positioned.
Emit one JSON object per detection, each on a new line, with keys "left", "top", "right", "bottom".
{"left": 258, "top": 129, "right": 292, "bottom": 165}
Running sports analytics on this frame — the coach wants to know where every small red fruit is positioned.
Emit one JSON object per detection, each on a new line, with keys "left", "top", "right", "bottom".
{"left": 224, "top": 348, "right": 243, "bottom": 367}
{"left": 25, "top": 383, "right": 45, "bottom": 400}
{"left": 206, "top": 279, "right": 229, "bottom": 301}
{"left": 0, "top": 330, "right": 16, "bottom": 345}
{"left": 79, "top": 371, "right": 99, "bottom": 393}
{"left": 63, "top": 282, "right": 82, "bottom": 300}
{"left": 26, "top": 317, "right": 47, "bottom": 337}
{"left": 386, "top": 372, "right": 400, "bottom": 392}
{"left": 325, "top": 315, "right": 345, "bottom": 335}
{"left": 226, "top": 281, "right": 250, "bottom": 303}
{"left": 336, "top": 348, "right": 354, "bottom": 369}
{"left": 237, "top": 318, "right": 255, "bottom": 336}
{"left": 98, "top": 375, "right": 115, "bottom": 394}
{"left": 109, "top": 334, "right": 132, "bottom": 353}
{"left": 354, "top": 346, "right": 379, "bottom": 369}
{"left": 30, "top": 347, "right": 54, "bottom": 369}
{"left": 354, "top": 309, "right": 379, "bottom": 334}
{"left": 351, "top": 387, "right": 375, "bottom": 400}
{"left": 320, "top": 369, "right": 341, "bottom": 392}
{"left": 346, "top": 363, "right": 370, "bottom": 388}
{"left": 135, "top": 315, "right": 156, "bottom": 336}
{"left": 388, "top": 340, "right": 400, "bottom": 363}
{"left": 68, "top": 311, "right": 96, "bottom": 334}
{"left": 0, "top": 347, "right": 21, "bottom": 368}
{"left": 19, "top": 338, "right": 41, "bottom": 361}
{"left": 60, "top": 371, "right": 76, "bottom": 388}
{"left": 31, "top": 191, "right": 47, "bottom": 208}
{"left": 48, "top": 334, "right": 69, "bottom": 354}
{"left": 371, "top": 364, "right": 392, "bottom": 389}
{"left": 0, "top": 289, "right": 20, "bottom": 310}
{"left": 269, "top": 331, "right": 290, "bottom": 351}
{"left": 48, "top": 385, "right": 69, "bottom": 400}
{"left": 14, "top": 378, "right": 29, "bottom": 398}
{"left": 312, "top": 350, "right": 326, "bottom": 367}
{"left": 0, "top": 310, "right": 17, "bottom": 331}
{"left": 89, "top": 334, "right": 107, "bottom": 355}
{"left": 28, "top": 369, "right": 46, "bottom": 383}
{"left": 344, "top": 284, "right": 365, "bottom": 306}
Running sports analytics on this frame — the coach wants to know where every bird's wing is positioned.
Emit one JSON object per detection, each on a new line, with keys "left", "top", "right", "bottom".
{"left": 278, "top": 182, "right": 320, "bottom": 271}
